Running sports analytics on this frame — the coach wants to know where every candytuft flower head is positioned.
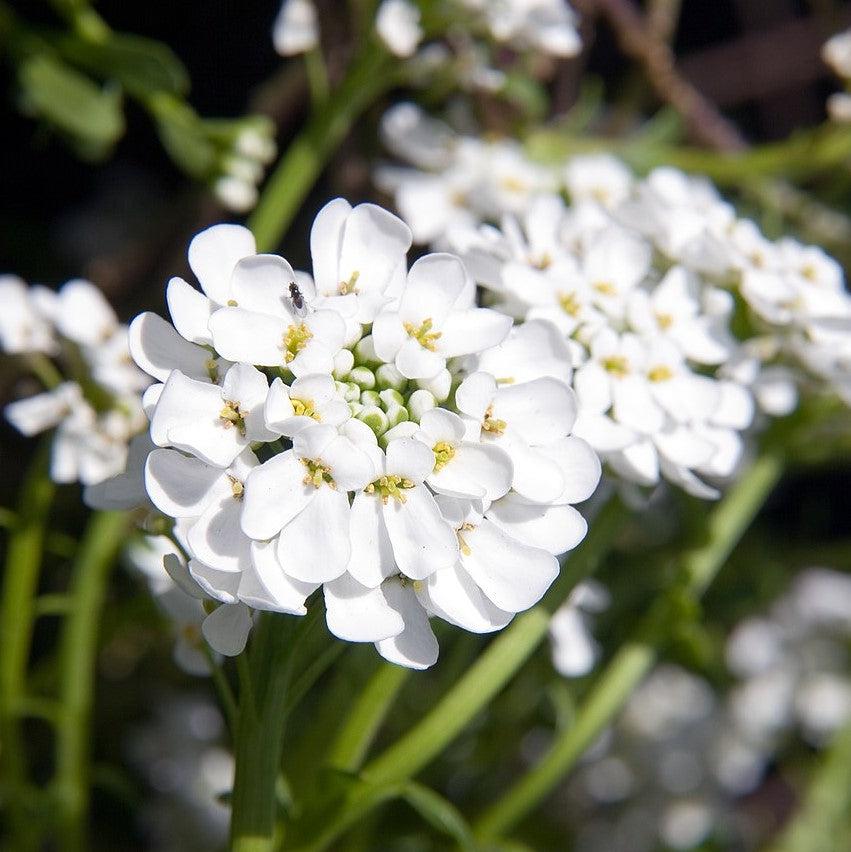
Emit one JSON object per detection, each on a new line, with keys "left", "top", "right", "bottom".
{"left": 131, "top": 199, "right": 601, "bottom": 668}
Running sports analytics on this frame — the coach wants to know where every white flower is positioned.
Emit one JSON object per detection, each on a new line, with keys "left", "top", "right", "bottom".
{"left": 208, "top": 255, "right": 346, "bottom": 375}
{"left": 372, "top": 253, "right": 511, "bottom": 379}
{"left": 273, "top": 0, "right": 319, "bottom": 56}
{"left": 564, "top": 154, "right": 633, "bottom": 209}
{"left": 376, "top": 0, "right": 423, "bottom": 58}
{"left": 264, "top": 374, "right": 351, "bottom": 437}
{"left": 823, "top": 28, "right": 851, "bottom": 78}
{"left": 471, "top": 0, "right": 582, "bottom": 57}
{"left": 550, "top": 580, "right": 610, "bottom": 677}
{"left": 150, "top": 364, "right": 275, "bottom": 468}
{"left": 0, "top": 275, "right": 55, "bottom": 354}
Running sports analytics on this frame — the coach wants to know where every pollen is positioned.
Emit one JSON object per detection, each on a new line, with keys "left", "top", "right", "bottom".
{"left": 655, "top": 312, "right": 674, "bottom": 330}
{"left": 292, "top": 397, "right": 320, "bottom": 420}
{"left": 301, "top": 458, "right": 335, "bottom": 489}
{"left": 365, "top": 474, "right": 415, "bottom": 504}
{"left": 457, "top": 522, "right": 475, "bottom": 556}
{"left": 432, "top": 441, "right": 456, "bottom": 472}
{"left": 558, "top": 290, "right": 582, "bottom": 317}
{"left": 602, "top": 356, "right": 630, "bottom": 377}
{"left": 219, "top": 400, "right": 246, "bottom": 435}
{"left": 404, "top": 318, "right": 441, "bottom": 352}
{"left": 482, "top": 404, "right": 507, "bottom": 436}
{"left": 648, "top": 365, "right": 673, "bottom": 383}
{"left": 338, "top": 270, "right": 360, "bottom": 295}
{"left": 228, "top": 475, "right": 244, "bottom": 499}
{"left": 283, "top": 322, "right": 313, "bottom": 364}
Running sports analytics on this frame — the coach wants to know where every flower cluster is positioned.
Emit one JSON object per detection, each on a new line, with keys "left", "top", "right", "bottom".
{"left": 378, "top": 105, "right": 851, "bottom": 497}
{"left": 124, "top": 200, "right": 601, "bottom": 668}
{"left": 1, "top": 275, "right": 149, "bottom": 486}
{"left": 558, "top": 568, "right": 851, "bottom": 852}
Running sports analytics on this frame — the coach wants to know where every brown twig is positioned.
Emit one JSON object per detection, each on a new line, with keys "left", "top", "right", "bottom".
{"left": 576, "top": 0, "right": 748, "bottom": 151}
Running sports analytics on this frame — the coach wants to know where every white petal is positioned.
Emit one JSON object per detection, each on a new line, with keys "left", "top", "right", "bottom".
{"left": 385, "top": 436, "right": 435, "bottom": 483}
{"left": 572, "top": 410, "right": 636, "bottom": 453}
{"left": 55, "top": 279, "right": 116, "bottom": 346}
{"left": 129, "top": 312, "right": 212, "bottom": 383}
{"left": 375, "top": 580, "right": 439, "bottom": 669}
{"left": 428, "top": 442, "right": 513, "bottom": 501}
{"left": 608, "top": 439, "right": 660, "bottom": 486}
{"left": 371, "top": 312, "right": 407, "bottom": 363}
{"left": 188, "top": 223, "right": 256, "bottom": 305}
{"left": 245, "top": 539, "right": 317, "bottom": 614}
{"left": 230, "top": 254, "right": 298, "bottom": 318}
{"left": 324, "top": 573, "right": 405, "bottom": 642}
{"left": 420, "top": 564, "right": 513, "bottom": 633}
{"left": 487, "top": 494, "right": 588, "bottom": 555}
{"left": 188, "top": 558, "right": 241, "bottom": 603}
{"left": 399, "top": 253, "right": 467, "bottom": 326}
{"left": 310, "top": 198, "right": 351, "bottom": 294}
{"left": 462, "top": 520, "right": 559, "bottom": 612}
{"left": 534, "top": 436, "right": 601, "bottom": 504}
{"left": 438, "top": 309, "right": 512, "bottom": 357}
{"left": 208, "top": 308, "right": 286, "bottom": 366}
{"left": 612, "top": 377, "right": 665, "bottom": 435}
{"left": 166, "top": 276, "right": 214, "bottom": 345}
{"left": 493, "top": 378, "right": 577, "bottom": 445}
{"left": 187, "top": 497, "right": 252, "bottom": 573}
{"left": 241, "top": 450, "right": 314, "bottom": 539}
{"left": 455, "top": 372, "right": 497, "bottom": 423}
{"left": 500, "top": 436, "right": 565, "bottom": 503}
{"left": 202, "top": 603, "right": 253, "bottom": 656}
{"left": 395, "top": 336, "right": 445, "bottom": 380}
{"left": 347, "top": 491, "right": 396, "bottom": 587}
{"left": 276, "top": 487, "right": 351, "bottom": 582}
{"left": 477, "top": 319, "right": 572, "bottom": 385}
{"left": 418, "top": 408, "right": 466, "bottom": 444}
{"left": 382, "top": 484, "right": 458, "bottom": 579}
{"left": 144, "top": 448, "right": 230, "bottom": 516}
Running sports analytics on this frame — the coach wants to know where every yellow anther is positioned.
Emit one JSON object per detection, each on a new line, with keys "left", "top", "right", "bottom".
{"left": 219, "top": 400, "right": 246, "bottom": 435}
{"left": 338, "top": 270, "right": 360, "bottom": 295}
{"left": 558, "top": 291, "right": 582, "bottom": 317}
{"left": 482, "top": 404, "right": 506, "bottom": 436}
{"left": 457, "top": 522, "right": 476, "bottom": 556}
{"left": 655, "top": 312, "right": 674, "bottom": 330}
{"left": 801, "top": 263, "right": 817, "bottom": 282}
{"left": 432, "top": 441, "right": 456, "bottom": 472}
{"left": 412, "top": 579, "right": 424, "bottom": 592}
{"left": 591, "top": 187, "right": 611, "bottom": 205}
{"left": 593, "top": 280, "right": 617, "bottom": 296}
{"left": 365, "top": 474, "right": 415, "bottom": 504}
{"left": 532, "top": 253, "right": 552, "bottom": 270}
{"left": 501, "top": 176, "right": 527, "bottom": 193}
{"left": 282, "top": 323, "right": 313, "bottom": 364}
{"left": 602, "top": 356, "right": 630, "bottom": 377}
{"left": 648, "top": 365, "right": 673, "bottom": 383}
{"left": 292, "top": 398, "right": 320, "bottom": 420}
{"left": 227, "top": 299, "right": 238, "bottom": 306}
{"left": 403, "top": 318, "right": 441, "bottom": 352}
{"left": 301, "top": 458, "right": 335, "bottom": 489}
{"left": 228, "top": 475, "right": 244, "bottom": 500}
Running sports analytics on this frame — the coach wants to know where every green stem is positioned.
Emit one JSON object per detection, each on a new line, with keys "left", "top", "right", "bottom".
{"left": 53, "top": 510, "right": 129, "bottom": 852}
{"left": 327, "top": 664, "right": 411, "bottom": 772}
{"left": 0, "top": 443, "right": 55, "bottom": 851}
{"left": 230, "top": 610, "right": 315, "bottom": 852}
{"left": 285, "top": 498, "right": 626, "bottom": 851}
{"left": 472, "top": 452, "right": 785, "bottom": 842}
{"left": 248, "top": 42, "right": 396, "bottom": 251}
{"left": 768, "top": 719, "right": 851, "bottom": 852}
{"left": 202, "top": 643, "right": 238, "bottom": 734}
{"left": 23, "top": 352, "right": 63, "bottom": 389}
{"left": 304, "top": 47, "right": 329, "bottom": 108}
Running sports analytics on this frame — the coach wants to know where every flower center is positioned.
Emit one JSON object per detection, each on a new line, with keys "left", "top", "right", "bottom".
{"left": 282, "top": 323, "right": 313, "bottom": 364}
{"left": 228, "top": 475, "right": 244, "bottom": 499}
{"left": 501, "top": 176, "right": 527, "bottom": 193}
{"left": 655, "top": 312, "right": 674, "bottom": 330}
{"left": 219, "top": 400, "right": 246, "bottom": 435}
{"left": 482, "top": 404, "right": 506, "bottom": 436}
{"left": 338, "top": 270, "right": 360, "bottom": 295}
{"left": 593, "top": 280, "right": 617, "bottom": 296}
{"left": 301, "top": 458, "right": 335, "bottom": 489}
{"left": 404, "top": 318, "right": 441, "bottom": 352}
{"left": 457, "top": 522, "right": 476, "bottom": 556}
{"left": 432, "top": 441, "right": 456, "bottom": 472}
{"left": 558, "top": 291, "right": 582, "bottom": 317}
{"left": 532, "top": 253, "right": 552, "bottom": 270}
{"left": 365, "top": 474, "right": 415, "bottom": 504}
{"left": 602, "top": 356, "right": 630, "bottom": 377}
{"left": 648, "top": 365, "right": 673, "bottom": 383}
{"left": 292, "top": 397, "right": 320, "bottom": 420}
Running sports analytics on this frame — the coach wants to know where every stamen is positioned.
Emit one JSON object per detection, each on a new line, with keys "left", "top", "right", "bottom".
{"left": 482, "top": 404, "right": 506, "bottom": 436}
{"left": 457, "top": 522, "right": 476, "bottom": 556}
{"left": 648, "top": 365, "right": 673, "bottom": 383}
{"left": 655, "top": 312, "right": 674, "bottom": 330}
{"left": 338, "top": 270, "right": 360, "bottom": 295}
{"left": 292, "top": 397, "right": 320, "bottom": 420}
{"left": 228, "top": 475, "right": 244, "bottom": 499}
{"left": 558, "top": 291, "right": 582, "bottom": 317}
{"left": 403, "top": 318, "right": 441, "bottom": 352}
{"left": 206, "top": 357, "right": 219, "bottom": 383}
{"left": 602, "top": 356, "right": 630, "bottom": 377}
{"left": 219, "top": 400, "right": 246, "bottom": 435}
{"left": 364, "top": 474, "right": 415, "bottom": 504}
{"left": 282, "top": 323, "right": 313, "bottom": 364}
{"left": 432, "top": 441, "right": 456, "bottom": 472}
{"left": 593, "top": 280, "right": 617, "bottom": 296}
{"left": 301, "top": 458, "right": 335, "bottom": 489}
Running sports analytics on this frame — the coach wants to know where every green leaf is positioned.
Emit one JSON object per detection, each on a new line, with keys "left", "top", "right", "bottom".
{"left": 17, "top": 53, "right": 124, "bottom": 159}
{"left": 57, "top": 31, "right": 190, "bottom": 99}
{"left": 400, "top": 782, "right": 478, "bottom": 851}
{"left": 147, "top": 93, "right": 217, "bottom": 178}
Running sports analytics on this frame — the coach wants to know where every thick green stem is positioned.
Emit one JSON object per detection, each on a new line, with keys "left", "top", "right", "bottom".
{"left": 247, "top": 43, "right": 395, "bottom": 252}
{"left": 230, "top": 610, "right": 315, "bottom": 852}
{"left": 327, "top": 663, "right": 411, "bottom": 772}
{"left": 0, "top": 443, "right": 55, "bottom": 851}
{"left": 473, "top": 452, "right": 785, "bottom": 842}
{"left": 285, "top": 498, "right": 626, "bottom": 851}
{"left": 53, "top": 510, "right": 129, "bottom": 852}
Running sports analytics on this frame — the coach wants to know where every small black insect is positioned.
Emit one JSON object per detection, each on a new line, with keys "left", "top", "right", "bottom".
{"left": 288, "top": 281, "right": 308, "bottom": 317}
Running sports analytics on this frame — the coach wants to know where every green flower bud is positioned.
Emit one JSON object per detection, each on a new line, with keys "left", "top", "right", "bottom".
{"left": 360, "top": 390, "right": 381, "bottom": 407}
{"left": 343, "top": 381, "right": 362, "bottom": 402}
{"left": 375, "top": 363, "right": 407, "bottom": 392}
{"left": 379, "top": 388, "right": 405, "bottom": 408}
{"left": 350, "top": 366, "right": 376, "bottom": 390}
{"left": 333, "top": 349, "right": 355, "bottom": 379}
{"left": 408, "top": 388, "right": 437, "bottom": 422}
{"left": 354, "top": 335, "right": 379, "bottom": 366}
{"left": 357, "top": 404, "right": 389, "bottom": 436}
{"left": 385, "top": 403, "right": 409, "bottom": 429}
{"left": 348, "top": 400, "right": 364, "bottom": 417}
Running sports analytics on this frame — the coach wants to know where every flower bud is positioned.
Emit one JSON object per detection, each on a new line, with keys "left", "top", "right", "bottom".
{"left": 360, "top": 389, "right": 381, "bottom": 407}
{"left": 408, "top": 388, "right": 437, "bottom": 421}
{"left": 375, "top": 363, "right": 407, "bottom": 392}
{"left": 357, "top": 404, "right": 389, "bottom": 436}
{"left": 417, "top": 368, "right": 451, "bottom": 402}
{"left": 354, "top": 335, "right": 379, "bottom": 365}
{"left": 333, "top": 349, "right": 355, "bottom": 379}
{"left": 349, "top": 366, "right": 376, "bottom": 390}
